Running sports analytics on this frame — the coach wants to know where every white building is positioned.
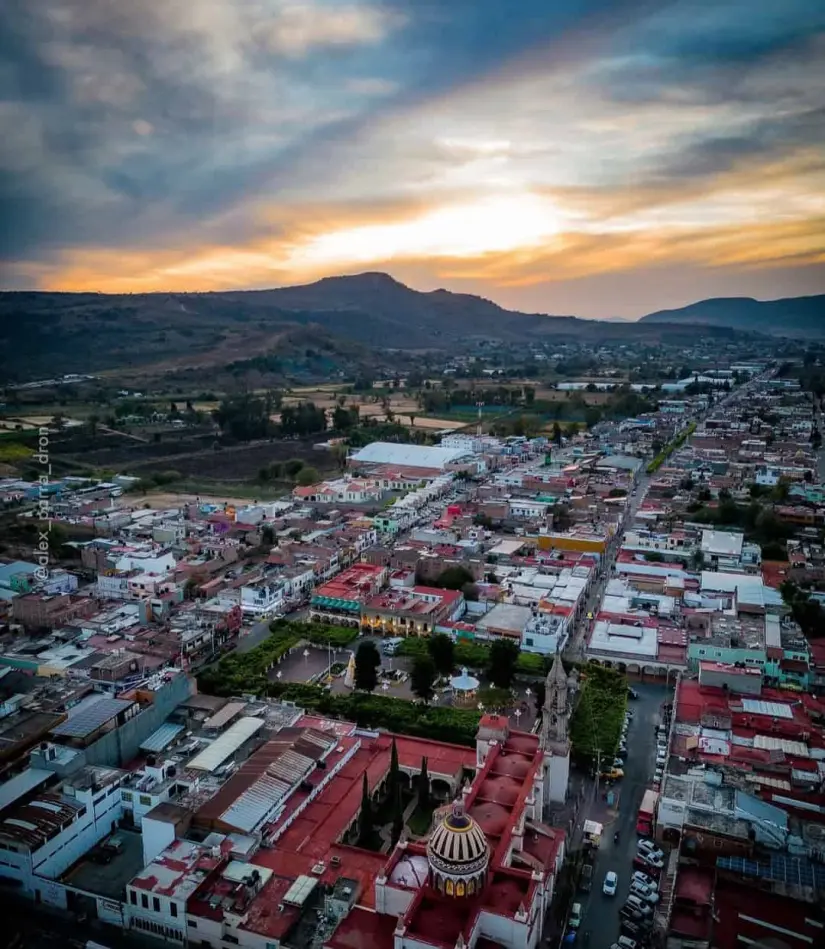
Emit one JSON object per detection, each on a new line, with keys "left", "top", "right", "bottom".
{"left": 239, "top": 578, "right": 285, "bottom": 616}
{"left": 0, "top": 762, "right": 126, "bottom": 903}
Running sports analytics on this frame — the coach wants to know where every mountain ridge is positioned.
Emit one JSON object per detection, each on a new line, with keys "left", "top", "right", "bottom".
{"left": 0, "top": 272, "right": 805, "bottom": 382}
{"left": 640, "top": 294, "right": 825, "bottom": 337}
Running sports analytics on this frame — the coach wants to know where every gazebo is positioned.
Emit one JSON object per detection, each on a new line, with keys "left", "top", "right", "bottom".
{"left": 449, "top": 667, "right": 480, "bottom": 706}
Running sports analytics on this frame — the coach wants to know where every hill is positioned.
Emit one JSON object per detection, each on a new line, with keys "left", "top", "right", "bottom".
{"left": 0, "top": 273, "right": 763, "bottom": 382}
{"left": 640, "top": 295, "right": 825, "bottom": 338}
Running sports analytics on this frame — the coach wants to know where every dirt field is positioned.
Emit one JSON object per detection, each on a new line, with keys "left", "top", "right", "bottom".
{"left": 118, "top": 491, "right": 280, "bottom": 510}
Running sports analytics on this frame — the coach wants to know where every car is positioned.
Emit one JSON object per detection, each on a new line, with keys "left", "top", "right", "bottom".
{"left": 630, "top": 881, "right": 660, "bottom": 904}
{"left": 632, "top": 871, "right": 658, "bottom": 890}
{"left": 625, "top": 710, "right": 635, "bottom": 719}
{"left": 603, "top": 871, "right": 618, "bottom": 896}
{"left": 613, "top": 757, "right": 625, "bottom": 768}
{"left": 627, "top": 688, "right": 639, "bottom": 700}
{"left": 624, "top": 895, "right": 653, "bottom": 917}
{"left": 617, "top": 938, "right": 638, "bottom": 949}
{"left": 635, "top": 851, "right": 665, "bottom": 870}
{"left": 601, "top": 767, "right": 624, "bottom": 780}
{"left": 620, "top": 918, "right": 652, "bottom": 941}
{"left": 637, "top": 839, "right": 664, "bottom": 860}
{"left": 569, "top": 903, "right": 583, "bottom": 929}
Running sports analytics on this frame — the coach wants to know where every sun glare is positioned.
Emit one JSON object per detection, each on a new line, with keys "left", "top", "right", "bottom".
{"left": 290, "top": 193, "right": 562, "bottom": 267}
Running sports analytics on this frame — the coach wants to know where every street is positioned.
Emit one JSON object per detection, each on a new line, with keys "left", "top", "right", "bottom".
{"left": 578, "top": 681, "right": 670, "bottom": 947}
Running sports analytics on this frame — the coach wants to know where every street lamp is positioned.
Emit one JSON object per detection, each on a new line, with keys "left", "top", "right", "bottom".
{"left": 514, "top": 708, "right": 522, "bottom": 726}
{"left": 303, "top": 648, "right": 310, "bottom": 665}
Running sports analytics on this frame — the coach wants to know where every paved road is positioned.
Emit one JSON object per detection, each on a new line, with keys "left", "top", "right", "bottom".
{"left": 579, "top": 681, "right": 670, "bottom": 948}
{"left": 565, "top": 471, "right": 650, "bottom": 662}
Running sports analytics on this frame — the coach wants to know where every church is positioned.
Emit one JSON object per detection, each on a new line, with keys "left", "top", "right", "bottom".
{"left": 327, "top": 656, "right": 574, "bottom": 949}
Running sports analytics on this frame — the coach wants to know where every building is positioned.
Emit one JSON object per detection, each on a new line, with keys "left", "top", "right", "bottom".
{"left": 309, "top": 562, "right": 387, "bottom": 626}
{"left": 349, "top": 442, "right": 474, "bottom": 472}
{"left": 362, "top": 586, "right": 465, "bottom": 636}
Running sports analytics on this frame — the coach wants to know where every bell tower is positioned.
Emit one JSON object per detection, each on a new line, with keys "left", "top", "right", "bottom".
{"left": 541, "top": 652, "right": 571, "bottom": 805}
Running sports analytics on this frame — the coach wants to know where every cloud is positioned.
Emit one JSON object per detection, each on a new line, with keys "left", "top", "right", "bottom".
{"left": 252, "top": 3, "right": 404, "bottom": 58}
{"left": 2, "top": 0, "right": 825, "bottom": 315}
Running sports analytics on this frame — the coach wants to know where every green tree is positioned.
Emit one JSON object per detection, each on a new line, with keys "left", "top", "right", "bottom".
{"left": 417, "top": 757, "right": 430, "bottom": 811}
{"left": 488, "top": 639, "right": 519, "bottom": 689}
{"left": 357, "top": 774, "right": 373, "bottom": 847}
{"left": 434, "top": 565, "right": 475, "bottom": 590}
{"left": 354, "top": 641, "right": 381, "bottom": 692}
{"left": 261, "top": 524, "right": 275, "bottom": 545}
{"left": 296, "top": 465, "right": 319, "bottom": 486}
{"left": 283, "top": 458, "right": 305, "bottom": 479}
{"left": 427, "top": 634, "right": 455, "bottom": 677}
{"left": 411, "top": 654, "right": 437, "bottom": 702}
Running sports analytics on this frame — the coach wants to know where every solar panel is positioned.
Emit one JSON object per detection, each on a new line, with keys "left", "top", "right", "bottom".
{"left": 52, "top": 697, "right": 134, "bottom": 738}
{"left": 717, "top": 855, "right": 825, "bottom": 890}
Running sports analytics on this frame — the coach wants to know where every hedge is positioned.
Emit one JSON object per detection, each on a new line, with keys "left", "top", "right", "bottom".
{"left": 267, "top": 682, "right": 482, "bottom": 746}
{"left": 396, "top": 637, "right": 550, "bottom": 677}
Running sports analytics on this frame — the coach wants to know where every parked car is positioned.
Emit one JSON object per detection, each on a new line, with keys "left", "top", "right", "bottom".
{"left": 632, "top": 871, "right": 658, "bottom": 890}
{"left": 620, "top": 918, "right": 652, "bottom": 940}
{"left": 627, "top": 688, "right": 639, "bottom": 700}
{"left": 613, "top": 757, "right": 625, "bottom": 768}
{"left": 625, "top": 710, "right": 634, "bottom": 720}
{"left": 630, "top": 881, "right": 660, "bottom": 903}
{"left": 601, "top": 767, "right": 625, "bottom": 780}
{"left": 633, "top": 854, "right": 663, "bottom": 874}
{"left": 569, "top": 903, "right": 583, "bottom": 929}
{"left": 603, "top": 871, "right": 618, "bottom": 896}
{"left": 637, "top": 839, "right": 664, "bottom": 860}
{"left": 624, "top": 895, "right": 653, "bottom": 917}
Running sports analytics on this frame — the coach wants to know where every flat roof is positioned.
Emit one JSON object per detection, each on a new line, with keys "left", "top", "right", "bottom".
{"left": 187, "top": 717, "right": 265, "bottom": 772}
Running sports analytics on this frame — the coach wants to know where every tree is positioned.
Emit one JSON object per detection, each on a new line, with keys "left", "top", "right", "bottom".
{"left": 283, "top": 458, "right": 305, "bottom": 479}
{"left": 427, "top": 634, "right": 455, "bottom": 677}
{"left": 488, "top": 639, "right": 519, "bottom": 689}
{"left": 552, "top": 421, "right": 563, "bottom": 445}
{"left": 260, "top": 524, "right": 275, "bottom": 545}
{"left": 435, "top": 565, "right": 475, "bottom": 590}
{"left": 411, "top": 655, "right": 437, "bottom": 702}
{"left": 296, "top": 465, "right": 319, "bottom": 486}
{"left": 357, "top": 774, "right": 373, "bottom": 847}
{"left": 354, "top": 641, "right": 381, "bottom": 692}
{"left": 417, "top": 757, "right": 430, "bottom": 811}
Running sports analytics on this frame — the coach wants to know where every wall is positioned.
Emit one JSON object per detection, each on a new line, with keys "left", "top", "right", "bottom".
{"left": 33, "top": 782, "right": 123, "bottom": 880}
{"left": 84, "top": 674, "right": 194, "bottom": 768}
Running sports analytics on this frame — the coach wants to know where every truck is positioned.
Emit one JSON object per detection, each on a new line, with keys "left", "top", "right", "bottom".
{"left": 636, "top": 788, "right": 659, "bottom": 836}
{"left": 579, "top": 863, "right": 593, "bottom": 892}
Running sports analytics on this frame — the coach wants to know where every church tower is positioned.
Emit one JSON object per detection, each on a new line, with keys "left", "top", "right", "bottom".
{"left": 541, "top": 652, "right": 572, "bottom": 805}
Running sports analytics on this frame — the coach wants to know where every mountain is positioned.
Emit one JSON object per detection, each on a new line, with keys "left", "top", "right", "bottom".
{"left": 640, "top": 295, "right": 825, "bottom": 338}
{"left": 0, "top": 272, "right": 765, "bottom": 382}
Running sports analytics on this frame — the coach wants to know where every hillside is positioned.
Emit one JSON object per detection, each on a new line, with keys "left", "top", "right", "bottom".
{"left": 640, "top": 295, "right": 825, "bottom": 338}
{"left": 0, "top": 273, "right": 765, "bottom": 381}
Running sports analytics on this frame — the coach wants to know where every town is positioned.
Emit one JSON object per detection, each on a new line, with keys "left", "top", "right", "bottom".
{"left": 1, "top": 355, "right": 824, "bottom": 949}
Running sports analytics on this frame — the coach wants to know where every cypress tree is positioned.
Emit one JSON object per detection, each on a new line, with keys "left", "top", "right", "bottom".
{"left": 357, "top": 773, "right": 372, "bottom": 846}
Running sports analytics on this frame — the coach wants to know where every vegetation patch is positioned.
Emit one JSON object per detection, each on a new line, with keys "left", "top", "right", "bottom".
{"left": 647, "top": 421, "right": 696, "bottom": 473}
{"left": 569, "top": 664, "right": 627, "bottom": 768}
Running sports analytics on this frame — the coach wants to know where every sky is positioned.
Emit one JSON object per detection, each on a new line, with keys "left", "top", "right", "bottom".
{"left": 2, "top": 0, "right": 825, "bottom": 318}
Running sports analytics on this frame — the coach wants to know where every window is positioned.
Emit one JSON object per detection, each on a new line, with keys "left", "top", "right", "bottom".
{"left": 188, "top": 920, "right": 198, "bottom": 929}
{"left": 140, "top": 795, "right": 152, "bottom": 806}
{"left": 130, "top": 891, "right": 137, "bottom": 905}
{"left": 122, "top": 792, "right": 133, "bottom": 802}
{"left": 141, "top": 894, "right": 149, "bottom": 909}
{"left": 525, "top": 637, "right": 534, "bottom": 647}
{"left": 224, "top": 936, "right": 239, "bottom": 946}
{"left": 153, "top": 897, "right": 160, "bottom": 912}
{"left": 171, "top": 903, "right": 178, "bottom": 918}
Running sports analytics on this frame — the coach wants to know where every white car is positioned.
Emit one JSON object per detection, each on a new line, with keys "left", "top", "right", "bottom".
{"left": 630, "top": 881, "right": 660, "bottom": 904}
{"left": 624, "top": 895, "right": 653, "bottom": 917}
{"left": 632, "top": 871, "right": 658, "bottom": 890}
{"left": 637, "top": 840, "right": 664, "bottom": 862}
{"left": 603, "top": 871, "right": 618, "bottom": 896}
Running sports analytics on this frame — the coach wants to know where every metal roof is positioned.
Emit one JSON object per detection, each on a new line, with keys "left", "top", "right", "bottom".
{"left": 140, "top": 722, "right": 184, "bottom": 753}
{"left": 52, "top": 697, "right": 134, "bottom": 738}
{"left": 717, "top": 854, "right": 825, "bottom": 891}
{"left": 187, "top": 717, "right": 264, "bottom": 772}
{"left": 203, "top": 701, "right": 247, "bottom": 730}
{"left": 349, "top": 442, "right": 470, "bottom": 469}
{"left": 741, "top": 699, "right": 793, "bottom": 720}
{"left": 284, "top": 875, "right": 318, "bottom": 907}
{"left": 220, "top": 772, "right": 292, "bottom": 833}
{"left": 0, "top": 768, "right": 54, "bottom": 812}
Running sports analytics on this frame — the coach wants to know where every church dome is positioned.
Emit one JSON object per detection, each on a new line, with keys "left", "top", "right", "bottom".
{"left": 427, "top": 800, "right": 489, "bottom": 898}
